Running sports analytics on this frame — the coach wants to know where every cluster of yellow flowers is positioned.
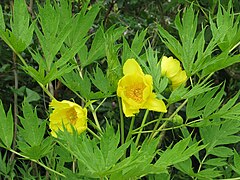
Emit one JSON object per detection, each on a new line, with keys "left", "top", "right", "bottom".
{"left": 48, "top": 56, "right": 187, "bottom": 136}
{"left": 161, "top": 56, "right": 187, "bottom": 90}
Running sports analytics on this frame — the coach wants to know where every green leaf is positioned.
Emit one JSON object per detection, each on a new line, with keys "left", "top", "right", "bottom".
{"left": 202, "top": 53, "right": 240, "bottom": 77}
{"left": 209, "top": 91, "right": 240, "bottom": 119}
{"left": 0, "top": 5, "right": 5, "bottom": 30}
{"left": 90, "top": 66, "right": 115, "bottom": 96}
{"left": 44, "top": 63, "right": 76, "bottom": 85}
{"left": 168, "top": 81, "right": 212, "bottom": 104}
{"left": 61, "top": 71, "right": 96, "bottom": 100}
{"left": 57, "top": 125, "right": 131, "bottom": 178}
{"left": 121, "top": 30, "right": 147, "bottom": 62}
{"left": 18, "top": 101, "right": 53, "bottom": 159}
{"left": 109, "top": 138, "right": 162, "bottom": 179}
{"left": 200, "top": 119, "right": 240, "bottom": 155}
{"left": 210, "top": 146, "right": 233, "bottom": 157}
{"left": 230, "top": 149, "right": 240, "bottom": 175}
{"left": 131, "top": 30, "right": 147, "bottom": 56}
{"left": 196, "top": 168, "right": 222, "bottom": 179}
{"left": 0, "top": 100, "right": 13, "bottom": 148}
{"left": 57, "top": 125, "right": 162, "bottom": 179}
{"left": 200, "top": 3, "right": 240, "bottom": 76}
{"left": 83, "top": 28, "right": 105, "bottom": 67}
{"left": 174, "top": 159, "right": 195, "bottom": 177}
{"left": 158, "top": 25, "right": 182, "bottom": 62}
{"left": 0, "top": 152, "right": 14, "bottom": 176}
{"left": 18, "top": 101, "right": 45, "bottom": 147}
{"left": 186, "top": 85, "right": 220, "bottom": 119}
{"left": 100, "top": 126, "right": 130, "bottom": 172}
{"left": 105, "top": 33, "right": 123, "bottom": 89}
{"left": 68, "top": 3, "right": 100, "bottom": 46}
{"left": 144, "top": 47, "right": 165, "bottom": 94}
{"left": 25, "top": 88, "right": 41, "bottom": 103}
{"left": 147, "top": 173, "right": 170, "bottom": 180}
{"left": 11, "top": 0, "right": 34, "bottom": 49}
{"left": 155, "top": 136, "right": 205, "bottom": 168}
{"left": 203, "top": 85, "right": 225, "bottom": 118}
{"left": 35, "top": 0, "right": 72, "bottom": 69}
{"left": 204, "top": 158, "right": 227, "bottom": 167}
{"left": 174, "top": 4, "right": 197, "bottom": 75}
{"left": 158, "top": 5, "right": 201, "bottom": 76}
{"left": 18, "top": 138, "right": 53, "bottom": 160}
{"left": 211, "top": 2, "right": 240, "bottom": 52}
{"left": 0, "top": 0, "right": 34, "bottom": 53}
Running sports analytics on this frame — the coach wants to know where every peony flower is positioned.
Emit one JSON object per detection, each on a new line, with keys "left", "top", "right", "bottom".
{"left": 171, "top": 70, "right": 187, "bottom": 89}
{"left": 161, "top": 56, "right": 187, "bottom": 89}
{"left": 117, "top": 59, "right": 167, "bottom": 117}
{"left": 49, "top": 99, "right": 87, "bottom": 137}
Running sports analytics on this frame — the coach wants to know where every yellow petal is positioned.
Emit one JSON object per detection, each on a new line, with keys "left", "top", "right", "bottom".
{"left": 75, "top": 108, "right": 88, "bottom": 131}
{"left": 49, "top": 99, "right": 87, "bottom": 137}
{"left": 50, "top": 99, "right": 77, "bottom": 110}
{"left": 117, "top": 74, "right": 148, "bottom": 107}
{"left": 161, "top": 56, "right": 182, "bottom": 78}
{"left": 143, "top": 93, "right": 167, "bottom": 113}
{"left": 122, "top": 99, "right": 140, "bottom": 117}
{"left": 123, "top": 59, "right": 144, "bottom": 76}
{"left": 144, "top": 74, "right": 153, "bottom": 90}
{"left": 50, "top": 130, "right": 57, "bottom": 138}
{"left": 171, "top": 70, "right": 187, "bottom": 86}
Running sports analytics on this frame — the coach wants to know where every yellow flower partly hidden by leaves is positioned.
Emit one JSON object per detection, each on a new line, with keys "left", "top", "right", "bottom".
{"left": 49, "top": 99, "right": 87, "bottom": 137}
{"left": 161, "top": 56, "right": 187, "bottom": 89}
{"left": 117, "top": 59, "right": 167, "bottom": 117}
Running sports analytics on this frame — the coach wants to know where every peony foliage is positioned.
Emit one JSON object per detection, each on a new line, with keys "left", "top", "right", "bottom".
{"left": 0, "top": 0, "right": 240, "bottom": 179}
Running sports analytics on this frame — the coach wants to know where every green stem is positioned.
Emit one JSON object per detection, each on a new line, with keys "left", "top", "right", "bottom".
{"left": 200, "top": 72, "right": 214, "bottom": 84}
{"left": 39, "top": 83, "right": 55, "bottom": 100}
{"left": 132, "top": 118, "right": 203, "bottom": 134}
{"left": 95, "top": 98, "right": 107, "bottom": 112}
{"left": 133, "top": 118, "right": 168, "bottom": 132}
{"left": 125, "top": 116, "right": 135, "bottom": 142}
{"left": 157, "top": 121, "right": 168, "bottom": 147}
{"left": 8, "top": 148, "right": 65, "bottom": 177}
{"left": 151, "top": 99, "right": 188, "bottom": 139}
{"left": 16, "top": 52, "right": 28, "bottom": 67}
{"left": 88, "top": 119, "right": 103, "bottom": 135}
{"left": 118, "top": 97, "right": 125, "bottom": 145}
{"left": 72, "top": 156, "right": 76, "bottom": 173}
{"left": 135, "top": 109, "right": 149, "bottom": 146}
{"left": 89, "top": 104, "right": 103, "bottom": 134}
{"left": 149, "top": 113, "right": 164, "bottom": 140}
{"left": 10, "top": 52, "right": 18, "bottom": 163}
{"left": 194, "top": 153, "right": 208, "bottom": 180}
{"left": 16, "top": 52, "right": 56, "bottom": 100}
{"left": 87, "top": 127, "right": 101, "bottom": 140}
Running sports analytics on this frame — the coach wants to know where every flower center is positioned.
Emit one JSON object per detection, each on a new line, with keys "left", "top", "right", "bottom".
{"left": 66, "top": 107, "right": 78, "bottom": 125}
{"left": 126, "top": 84, "right": 145, "bottom": 102}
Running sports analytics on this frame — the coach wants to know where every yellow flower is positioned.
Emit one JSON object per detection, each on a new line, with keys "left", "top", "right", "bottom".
{"left": 49, "top": 99, "right": 87, "bottom": 137}
{"left": 161, "top": 56, "right": 182, "bottom": 78}
{"left": 171, "top": 70, "right": 187, "bottom": 89}
{"left": 161, "top": 56, "right": 187, "bottom": 89}
{"left": 117, "top": 59, "right": 167, "bottom": 117}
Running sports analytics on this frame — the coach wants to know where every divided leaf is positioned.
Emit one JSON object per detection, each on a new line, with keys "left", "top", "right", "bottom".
{"left": 18, "top": 101, "right": 52, "bottom": 159}
{"left": 90, "top": 66, "right": 115, "bottom": 96}
{"left": 200, "top": 119, "right": 240, "bottom": 156}
{"left": 155, "top": 136, "right": 205, "bottom": 169}
{"left": 0, "top": 100, "right": 13, "bottom": 148}
{"left": 0, "top": 0, "right": 33, "bottom": 53}
{"left": 230, "top": 150, "right": 240, "bottom": 175}
{"left": 57, "top": 125, "right": 131, "bottom": 178}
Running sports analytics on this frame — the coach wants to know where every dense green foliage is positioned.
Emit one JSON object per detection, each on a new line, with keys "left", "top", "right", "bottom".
{"left": 0, "top": 0, "right": 240, "bottom": 179}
